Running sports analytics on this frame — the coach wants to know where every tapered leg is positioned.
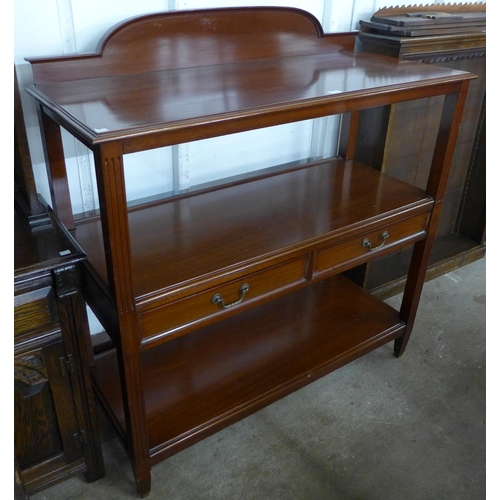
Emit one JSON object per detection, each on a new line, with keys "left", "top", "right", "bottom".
{"left": 93, "top": 143, "right": 152, "bottom": 496}
{"left": 338, "top": 110, "right": 360, "bottom": 161}
{"left": 395, "top": 81, "right": 470, "bottom": 357}
{"left": 37, "top": 107, "right": 75, "bottom": 231}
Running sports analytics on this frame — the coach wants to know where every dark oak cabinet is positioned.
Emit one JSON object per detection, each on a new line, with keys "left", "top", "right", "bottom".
{"left": 14, "top": 64, "right": 104, "bottom": 496}
{"left": 353, "top": 4, "right": 486, "bottom": 297}
{"left": 24, "top": 7, "right": 475, "bottom": 497}
{"left": 14, "top": 204, "right": 105, "bottom": 498}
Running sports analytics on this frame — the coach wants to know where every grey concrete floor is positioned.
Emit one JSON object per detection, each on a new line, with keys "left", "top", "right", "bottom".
{"left": 32, "top": 258, "right": 486, "bottom": 500}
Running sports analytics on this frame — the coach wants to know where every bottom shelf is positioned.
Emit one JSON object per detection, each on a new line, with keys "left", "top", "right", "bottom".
{"left": 92, "top": 274, "right": 405, "bottom": 464}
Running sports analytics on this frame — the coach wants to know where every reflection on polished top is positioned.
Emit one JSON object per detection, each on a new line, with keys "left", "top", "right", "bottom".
{"left": 25, "top": 7, "right": 475, "bottom": 148}
{"left": 31, "top": 52, "right": 468, "bottom": 137}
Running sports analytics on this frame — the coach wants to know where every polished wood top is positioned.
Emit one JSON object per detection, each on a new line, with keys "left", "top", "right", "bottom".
{"left": 29, "top": 51, "right": 471, "bottom": 147}
{"left": 25, "top": 7, "right": 475, "bottom": 151}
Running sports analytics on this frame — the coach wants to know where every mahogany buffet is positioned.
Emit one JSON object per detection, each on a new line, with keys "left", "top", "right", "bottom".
{"left": 25, "top": 7, "right": 475, "bottom": 497}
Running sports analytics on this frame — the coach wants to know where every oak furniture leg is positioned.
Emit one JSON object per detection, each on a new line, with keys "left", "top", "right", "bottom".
{"left": 53, "top": 265, "right": 106, "bottom": 481}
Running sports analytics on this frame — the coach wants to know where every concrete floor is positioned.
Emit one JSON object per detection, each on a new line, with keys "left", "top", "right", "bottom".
{"left": 32, "top": 257, "right": 486, "bottom": 500}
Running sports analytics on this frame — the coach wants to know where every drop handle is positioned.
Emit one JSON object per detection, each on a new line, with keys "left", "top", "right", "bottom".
{"left": 212, "top": 283, "right": 250, "bottom": 309}
{"left": 362, "top": 231, "right": 389, "bottom": 251}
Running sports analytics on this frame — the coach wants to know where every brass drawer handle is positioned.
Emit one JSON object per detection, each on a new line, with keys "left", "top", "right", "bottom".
{"left": 212, "top": 283, "right": 250, "bottom": 309}
{"left": 362, "top": 231, "right": 389, "bottom": 251}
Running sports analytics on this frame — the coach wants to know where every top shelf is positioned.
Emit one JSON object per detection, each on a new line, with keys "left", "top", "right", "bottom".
{"left": 29, "top": 52, "right": 471, "bottom": 146}
{"left": 25, "top": 7, "right": 475, "bottom": 152}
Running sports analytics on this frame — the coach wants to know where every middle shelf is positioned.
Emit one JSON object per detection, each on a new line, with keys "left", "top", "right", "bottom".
{"left": 75, "top": 158, "right": 433, "bottom": 346}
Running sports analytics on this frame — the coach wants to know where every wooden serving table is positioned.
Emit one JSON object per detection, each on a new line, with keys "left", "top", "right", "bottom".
{"left": 25, "top": 7, "right": 475, "bottom": 496}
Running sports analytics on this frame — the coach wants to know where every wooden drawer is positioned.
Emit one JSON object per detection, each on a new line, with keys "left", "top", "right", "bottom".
{"left": 313, "top": 212, "right": 429, "bottom": 278}
{"left": 140, "top": 256, "right": 307, "bottom": 344}
{"left": 14, "top": 286, "right": 58, "bottom": 338}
